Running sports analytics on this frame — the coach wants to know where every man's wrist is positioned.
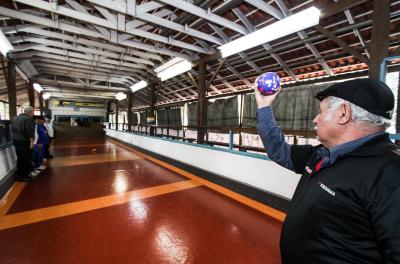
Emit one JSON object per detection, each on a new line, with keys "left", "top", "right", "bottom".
{"left": 257, "top": 106, "right": 275, "bottom": 124}
{"left": 257, "top": 106, "right": 272, "bottom": 113}
{"left": 257, "top": 103, "right": 272, "bottom": 109}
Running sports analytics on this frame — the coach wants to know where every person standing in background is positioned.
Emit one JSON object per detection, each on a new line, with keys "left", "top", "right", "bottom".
{"left": 11, "top": 107, "right": 35, "bottom": 182}
{"left": 32, "top": 116, "right": 48, "bottom": 176}
{"left": 44, "top": 116, "right": 54, "bottom": 159}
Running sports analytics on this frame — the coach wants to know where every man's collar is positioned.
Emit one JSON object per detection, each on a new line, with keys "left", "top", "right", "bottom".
{"left": 317, "top": 133, "right": 395, "bottom": 165}
{"left": 345, "top": 133, "right": 396, "bottom": 157}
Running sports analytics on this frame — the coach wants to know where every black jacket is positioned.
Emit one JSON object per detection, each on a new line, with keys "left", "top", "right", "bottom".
{"left": 281, "top": 134, "right": 400, "bottom": 264}
{"left": 11, "top": 113, "right": 35, "bottom": 141}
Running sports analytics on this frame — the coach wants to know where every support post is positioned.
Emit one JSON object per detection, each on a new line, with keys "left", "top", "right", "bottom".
{"left": 197, "top": 59, "right": 207, "bottom": 144}
{"left": 115, "top": 100, "right": 119, "bottom": 130}
{"left": 369, "top": 0, "right": 390, "bottom": 80}
{"left": 27, "top": 81, "right": 35, "bottom": 107}
{"left": 7, "top": 59, "right": 17, "bottom": 119}
{"left": 44, "top": 98, "right": 49, "bottom": 115}
{"left": 38, "top": 92, "right": 44, "bottom": 116}
{"left": 106, "top": 100, "right": 111, "bottom": 122}
{"left": 123, "top": 113, "right": 126, "bottom": 131}
{"left": 149, "top": 83, "right": 156, "bottom": 136}
{"left": 127, "top": 93, "right": 133, "bottom": 132}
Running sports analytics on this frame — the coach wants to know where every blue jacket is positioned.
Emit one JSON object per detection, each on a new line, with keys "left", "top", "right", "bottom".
{"left": 36, "top": 124, "right": 48, "bottom": 145}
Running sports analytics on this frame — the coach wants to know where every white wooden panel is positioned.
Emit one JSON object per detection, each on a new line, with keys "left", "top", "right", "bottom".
{"left": 106, "top": 129, "right": 300, "bottom": 199}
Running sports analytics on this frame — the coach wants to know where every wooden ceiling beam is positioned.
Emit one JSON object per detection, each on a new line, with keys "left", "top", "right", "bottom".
{"left": 369, "top": 0, "right": 390, "bottom": 80}
{"left": 206, "top": 58, "right": 227, "bottom": 90}
{"left": 320, "top": 0, "right": 369, "bottom": 19}
{"left": 314, "top": 25, "right": 369, "bottom": 65}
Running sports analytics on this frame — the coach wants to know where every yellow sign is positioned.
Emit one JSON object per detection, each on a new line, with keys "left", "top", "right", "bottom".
{"left": 58, "top": 101, "right": 104, "bottom": 108}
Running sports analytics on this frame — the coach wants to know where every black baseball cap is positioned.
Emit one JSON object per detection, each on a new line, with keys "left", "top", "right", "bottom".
{"left": 34, "top": 115, "right": 45, "bottom": 120}
{"left": 315, "top": 78, "right": 395, "bottom": 119}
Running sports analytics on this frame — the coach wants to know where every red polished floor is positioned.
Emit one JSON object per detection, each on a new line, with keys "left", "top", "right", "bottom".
{"left": 8, "top": 160, "right": 187, "bottom": 213}
{"left": 0, "top": 137, "right": 283, "bottom": 264}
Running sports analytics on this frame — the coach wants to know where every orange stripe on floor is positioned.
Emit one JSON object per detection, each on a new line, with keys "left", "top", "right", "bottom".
{"left": 49, "top": 152, "right": 142, "bottom": 167}
{"left": 110, "top": 139, "right": 287, "bottom": 222}
{"left": 0, "top": 180, "right": 201, "bottom": 230}
{"left": 0, "top": 182, "right": 26, "bottom": 216}
{"left": 52, "top": 143, "right": 110, "bottom": 148}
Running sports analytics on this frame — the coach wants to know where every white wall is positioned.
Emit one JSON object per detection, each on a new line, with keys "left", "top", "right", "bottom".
{"left": 50, "top": 106, "right": 106, "bottom": 119}
{"left": 0, "top": 145, "right": 16, "bottom": 181}
{"left": 106, "top": 129, "right": 300, "bottom": 199}
{"left": 48, "top": 99, "right": 106, "bottom": 119}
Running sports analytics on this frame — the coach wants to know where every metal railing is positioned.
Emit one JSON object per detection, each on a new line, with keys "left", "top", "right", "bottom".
{"left": 104, "top": 122, "right": 324, "bottom": 153}
{"left": 105, "top": 122, "right": 400, "bottom": 151}
{"left": 0, "top": 120, "right": 12, "bottom": 148}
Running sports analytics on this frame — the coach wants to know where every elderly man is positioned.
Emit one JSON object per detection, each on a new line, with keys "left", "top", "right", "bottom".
{"left": 255, "top": 78, "right": 400, "bottom": 263}
{"left": 11, "top": 106, "right": 35, "bottom": 182}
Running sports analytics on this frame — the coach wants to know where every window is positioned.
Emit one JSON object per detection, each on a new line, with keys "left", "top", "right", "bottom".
{"left": 0, "top": 101, "right": 9, "bottom": 120}
{"left": 386, "top": 72, "right": 398, "bottom": 134}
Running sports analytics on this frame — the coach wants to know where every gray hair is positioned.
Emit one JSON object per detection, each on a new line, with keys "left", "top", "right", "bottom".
{"left": 326, "top": 96, "right": 391, "bottom": 129}
{"left": 23, "top": 106, "right": 34, "bottom": 114}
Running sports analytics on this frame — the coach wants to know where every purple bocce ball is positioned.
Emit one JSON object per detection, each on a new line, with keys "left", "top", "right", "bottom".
{"left": 257, "top": 72, "right": 281, "bottom": 96}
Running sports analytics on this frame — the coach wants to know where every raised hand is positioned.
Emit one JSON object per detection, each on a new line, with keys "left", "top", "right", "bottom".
{"left": 253, "top": 77, "right": 281, "bottom": 109}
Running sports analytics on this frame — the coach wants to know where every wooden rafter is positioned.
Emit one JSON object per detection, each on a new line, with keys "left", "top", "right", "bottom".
{"left": 320, "top": 0, "right": 370, "bottom": 19}
{"left": 314, "top": 25, "right": 369, "bottom": 65}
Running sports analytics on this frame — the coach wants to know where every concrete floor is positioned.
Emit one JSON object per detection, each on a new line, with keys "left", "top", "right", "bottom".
{"left": 0, "top": 137, "right": 283, "bottom": 264}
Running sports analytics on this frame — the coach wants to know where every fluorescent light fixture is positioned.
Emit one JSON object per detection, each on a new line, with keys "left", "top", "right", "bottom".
{"left": 33, "top": 83, "right": 43, "bottom": 93}
{"left": 218, "top": 6, "right": 320, "bottom": 58}
{"left": 42, "top": 93, "right": 51, "bottom": 100}
{"left": 115, "top": 92, "right": 127, "bottom": 101}
{"left": 154, "top": 57, "right": 192, "bottom": 81}
{"left": 154, "top": 57, "right": 184, "bottom": 73}
{"left": 130, "top": 80, "right": 147, "bottom": 93}
{"left": 0, "top": 29, "right": 14, "bottom": 56}
{"left": 15, "top": 66, "right": 28, "bottom": 81}
{"left": 19, "top": 60, "right": 38, "bottom": 78}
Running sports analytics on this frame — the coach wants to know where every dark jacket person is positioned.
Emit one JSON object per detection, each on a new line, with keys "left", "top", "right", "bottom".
{"left": 11, "top": 106, "right": 35, "bottom": 181}
{"left": 255, "top": 78, "right": 400, "bottom": 263}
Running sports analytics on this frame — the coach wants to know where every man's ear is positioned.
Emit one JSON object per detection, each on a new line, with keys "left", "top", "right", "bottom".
{"left": 338, "top": 103, "right": 351, "bottom": 124}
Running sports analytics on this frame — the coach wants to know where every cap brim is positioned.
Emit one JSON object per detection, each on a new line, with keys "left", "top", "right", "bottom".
{"left": 315, "top": 90, "right": 333, "bottom": 101}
